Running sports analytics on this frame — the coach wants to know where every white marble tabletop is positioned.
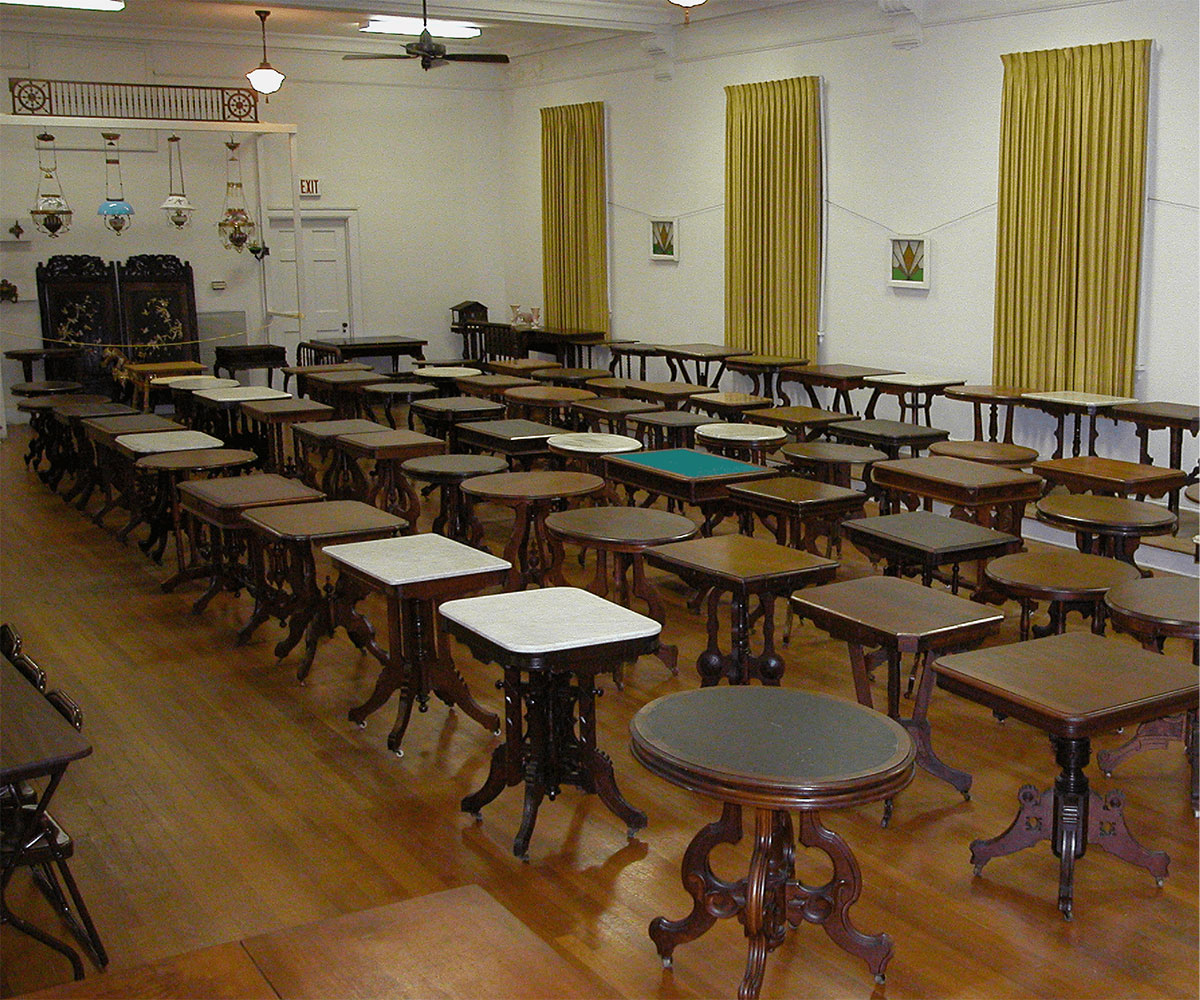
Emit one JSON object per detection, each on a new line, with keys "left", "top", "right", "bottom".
{"left": 546, "top": 432, "right": 642, "bottom": 454}
{"left": 439, "top": 587, "right": 660, "bottom": 654}
{"left": 193, "top": 385, "right": 292, "bottom": 403}
{"left": 150, "top": 375, "right": 239, "bottom": 390}
{"left": 696, "top": 422, "right": 787, "bottom": 442}
{"left": 1020, "top": 390, "right": 1137, "bottom": 408}
{"left": 323, "top": 533, "right": 510, "bottom": 587}
{"left": 414, "top": 366, "right": 483, "bottom": 379}
{"left": 862, "top": 373, "right": 965, "bottom": 388}
{"left": 115, "top": 430, "right": 223, "bottom": 453}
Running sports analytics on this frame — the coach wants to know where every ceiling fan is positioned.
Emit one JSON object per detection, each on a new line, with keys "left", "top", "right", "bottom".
{"left": 342, "top": 0, "right": 510, "bottom": 71}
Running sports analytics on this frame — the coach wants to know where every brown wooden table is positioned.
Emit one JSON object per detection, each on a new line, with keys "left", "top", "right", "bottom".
{"left": 530, "top": 366, "right": 610, "bottom": 387}
{"left": 281, "top": 360, "right": 371, "bottom": 396}
{"left": 790, "top": 575, "right": 1003, "bottom": 808}
{"left": 779, "top": 440, "right": 887, "bottom": 489}
{"left": 1036, "top": 493, "right": 1176, "bottom": 574}
{"left": 306, "top": 335, "right": 427, "bottom": 371}
{"left": 570, "top": 395, "right": 663, "bottom": 435}
{"left": 622, "top": 379, "right": 708, "bottom": 410}
{"left": 1017, "top": 390, "right": 1136, "bottom": 459}
{"left": 453, "top": 374, "right": 537, "bottom": 402}
{"left": 400, "top": 454, "right": 506, "bottom": 541}
{"left": 825, "top": 418, "right": 950, "bottom": 460}
{"left": 726, "top": 475, "right": 866, "bottom": 557}
{"left": 627, "top": 409, "right": 709, "bottom": 450}
{"left": 460, "top": 471, "right": 605, "bottom": 589}
{"left": 1097, "top": 576, "right": 1199, "bottom": 813}
{"left": 743, "top": 403, "right": 855, "bottom": 440}
{"left": 608, "top": 341, "right": 666, "bottom": 379}
{"left": 213, "top": 343, "right": 287, "bottom": 386}
{"left": 862, "top": 373, "right": 966, "bottom": 425}
{"left": 502, "top": 385, "right": 595, "bottom": 426}
{"left": 173, "top": 474, "right": 325, "bottom": 616}
{"left": 660, "top": 343, "right": 752, "bottom": 386}
{"left": 303, "top": 369, "right": 390, "bottom": 419}
{"left": 646, "top": 534, "right": 837, "bottom": 686}
{"left": 1110, "top": 400, "right": 1199, "bottom": 517}
{"left": 324, "top": 534, "right": 508, "bottom": 755}
{"left": 779, "top": 364, "right": 902, "bottom": 413}
{"left": 1033, "top": 455, "right": 1190, "bottom": 501}
{"left": 410, "top": 395, "right": 505, "bottom": 450}
{"left": 934, "top": 384, "right": 1040, "bottom": 468}
{"left": 334, "top": 428, "right": 444, "bottom": 524}
{"left": 983, "top": 550, "right": 1140, "bottom": 640}
{"left": 455, "top": 417, "right": 561, "bottom": 469}
{"left": 631, "top": 686, "right": 914, "bottom": 998}
{"left": 79, "top": 414, "right": 184, "bottom": 524}
{"left": 933, "top": 631, "right": 1196, "bottom": 919}
{"left": 240, "top": 500, "right": 406, "bottom": 682}
{"left": 870, "top": 455, "right": 1043, "bottom": 540}
{"left": 359, "top": 380, "right": 436, "bottom": 428}
{"left": 49, "top": 399, "right": 136, "bottom": 495}
{"left": 723, "top": 354, "right": 808, "bottom": 405}
{"left": 482, "top": 357, "right": 561, "bottom": 378}
{"left": 5, "top": 346, "right": 80, "bottom": 383}
{"left": 442, "top": 587, "right": 660, "bottom": 859}
{"left": 291, "top": 418, "right": 389, "bottom": 495}
{"left": 124, "top": 360, "right": 205, "bottom": 411}
{"left": 688, "top": 391, "right": 772, "bottom": 421}
{"left": 544, "top": 505, "right": 697, "bottom": 677}
{"left": 239, "top": 397, "right": 333, "bottom": 475}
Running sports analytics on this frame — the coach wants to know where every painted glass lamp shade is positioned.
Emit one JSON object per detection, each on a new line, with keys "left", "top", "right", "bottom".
{"left": 218, "top": 139, "right": 255, "bottom": 251}
{"left": 160, "top": 134, "right": 195, "bottom": 228}
{"left": 97, "top": 132, "right": 133, "bottom": 233}
{"left": 31, "top": 132, "right": 72, "bottom": 237}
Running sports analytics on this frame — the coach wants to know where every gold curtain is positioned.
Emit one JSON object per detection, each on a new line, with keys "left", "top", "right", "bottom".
{"left": 993, "top": 39, "right": 1150, "bottom": 395}
{"left": 725, "top": 76, "right": 823, "bottom": 360}
{"left": 541, "top": 101, "right": 609, "bottom": 334}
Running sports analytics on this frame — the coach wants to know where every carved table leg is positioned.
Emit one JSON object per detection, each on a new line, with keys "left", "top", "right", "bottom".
{"left": 576, "top": 669, "right": 646, "bottom": 838}
{"left": 902, "top": 651, "right": 972, "bottom": 799}
{"left": 462, "top": 667, "right": 527, "bottom": 832}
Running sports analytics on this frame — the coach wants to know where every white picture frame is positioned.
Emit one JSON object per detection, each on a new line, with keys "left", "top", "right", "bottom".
{"left": 650, "top": 218, "right": 678, "bottom": 261}
{"left": 888, "top": 234, "right": 929, "bottom": 289}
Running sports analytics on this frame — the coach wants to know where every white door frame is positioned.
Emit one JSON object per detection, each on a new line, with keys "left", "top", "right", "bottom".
{"left": 265, "top": 208, "right": 365, "bottom": 340}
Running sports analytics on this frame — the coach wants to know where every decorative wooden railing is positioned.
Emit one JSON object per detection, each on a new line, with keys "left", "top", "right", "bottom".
{"left": 9, "top": 78, "right": 259, "bottom": 122}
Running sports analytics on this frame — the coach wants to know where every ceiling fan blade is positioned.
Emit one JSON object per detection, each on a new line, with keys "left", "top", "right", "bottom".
{"left": 342, "top": 52, "right": 416, "bottom": 60}
{"left": 442, "top": 53, "right": 511, "bottom": 64}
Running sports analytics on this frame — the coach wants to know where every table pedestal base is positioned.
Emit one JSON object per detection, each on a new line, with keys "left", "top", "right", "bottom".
{"left": 650, "top": 801, "right": 892, "bottom": 1000}
{"left": 349, "top": 595, "right": 499, "bottom": 756}
{"left": 970, "top": 736, "right": 1169, "bottom": 919}
{"left": 1097, "top": 708, "right": 1199, "bottom": 816}
{"left": 461, "top": 664, "right": 646, "bottom": 860}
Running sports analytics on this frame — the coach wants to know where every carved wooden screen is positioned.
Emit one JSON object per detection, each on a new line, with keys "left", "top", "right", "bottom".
{"left": 115, "top": 255, "right": 200, "bottom": 364}
{"left": 35, "top": 254, "right": 120, "bottom": 394}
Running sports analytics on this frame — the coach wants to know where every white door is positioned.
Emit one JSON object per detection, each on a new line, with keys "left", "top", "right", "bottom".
{"left": 266, "top": 215, "right": 355, "bottom": 360}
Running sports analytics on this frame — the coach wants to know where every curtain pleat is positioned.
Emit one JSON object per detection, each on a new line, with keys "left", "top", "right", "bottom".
{"left": 541, "top": 101, "right": 609, "bottom": 334}
{"left": 993, "top": 40, "right": 1149, "bottom": 395}
{"left": 725, "top": 77, "right": 822, "bottom": 359}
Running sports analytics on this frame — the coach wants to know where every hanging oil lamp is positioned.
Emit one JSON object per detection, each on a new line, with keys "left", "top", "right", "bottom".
{"left": 160, "top": 134, "right": 195, "bottom": 229}
{"left": 217, "top": 139, "right": 255, "bottom": 251}
{"left": 97, "top": 132, "right": 134, "bottom": 233}
{"left": 31, "top": 132, "right": 72, "bottom": 237}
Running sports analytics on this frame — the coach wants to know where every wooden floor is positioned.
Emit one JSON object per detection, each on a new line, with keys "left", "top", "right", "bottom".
{"left": 2, "top": 426, "right": 1196, "bottom": 999}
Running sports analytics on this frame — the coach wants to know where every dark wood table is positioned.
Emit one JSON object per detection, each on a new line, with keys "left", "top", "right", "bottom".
{"left": 1016, "top": 390, "right": 1135, "bottom": 458}
{"left": 688, "top": 391, "right": 772, "bottom": 421}
{"left": 5, "top": 346, "right": 80, "bottom": 383}
{"left": 239, "top": 396, "right": 333, "bottom": 474}
{"left": 530, "top": 366, "right": 610, "bottom": 388}
{"left": 189, "top": 386, "right": 290, "bottom": 450}
{"left": 526, "top": 326, "right": 607, "bottom": 367}
{"left": 842, "top": 510, "right": 1021, "bottom": 593}
{"left": 49, "top": 399, "right": 137, "bottom": 495}
{"left": 544, "top": 505, "right": 696, "bottom": 677}
{"left": 660, "top": 343, "right": 752, "bottom": 386}
{"left": 627, "top": 409, "right": 709, "bottom": 449}
{"left": 303, "top": 369, "right": 390, "bottom": 419}
{"left": 453, "top": 374, "right": 537, "bottom": 402}
{"left": 743, "top": 403, "right": 855, "bottom": 440}
{"left": 291, "top": 417, "right": 389, "bottom": 495}
{"left": 933, "top": 631, "right": 1196, "bottom": 919}
{"left": 81, "top": 416, "right": 189, "bottom": 528}
{"left": 173, "top": 474, "right": 325, "bottom": 616}
{"left": 935, "top": 384, "right": 1040, "bottom": 468}
{"left": 1, "top": 661, "right": 98, "bottom": 981}
{"left": 790, "top": 575, "right": 1003, "bottom": 808}
{"left": 281, "top": 360, "right": 372, "bottom": 396}
{"left": 410, "top": 395, "right": 505, "bottom": 450}
{"left": 631, "top": 686, "right": 915, "bottom": 998}
{"left": 442, "top": 587, "right": 660, "bottom": 860}
{"left": 860, "top": 373, "right": 965, "bottom": 425}
{"left": 779, "top": 364, "right": 902, "bottom": 413}
{"left": 1032, "top": 455, "right": 1190, "bottom": 501}
{"left": 307, "top": 335, "right": 427, "bottom": 371}
{"left": 502, "top": 385, "right": 596, "bottom": 427}
{"left": 608, "top": 341, "right": 667, "bottom": 379}
{"left": 570, "top": 396, "right": 663, "bottom": 435}
{"left": 334, "top": 428, "right": 444, "bottom": 523}
{"left": 400, "top": 454, "right": 506, "bottom": 541}
{"left": 646, "top": 534, "right": 837, "bottom": 686}
{"left": 455, "top": 417, "right": 561, "bottom": 468}
{"left": 1097, "top": 576, "right": 1199, "bottom": 813}
{"left": 460, "top": 471, "right": 605, "bottom": 589}
{"left": 240, "top": 500, "right": 406, "bottom": 682}
{"left": 213, "top": 343, "right": 287, "bottom": 386}
{"left": 726, "top": 474, "right": 866, "bottom": 557}
{"left": 984, "top": 550, "right": 1140, "bottom": 640}
{"left": 779, "top": 440, "right": 887, "bottom": 489}
{"left": 482, "top": 357, "right": 561, "bottom": 378}
{"left": 410, "top": 365, "right": 485, "bottom": 397}
{"left": 1036, "top": 493, "right": 1176, "bottom": 574}
{"left": 1110, "top": 400, "right": 1199, "bottom": 516}
{"left": 604, "top": 448, "right": 775, "bottom": 535}
{"left": 622, "top": 379, "right": 709, "bottom": 410}
{"left": 825, "top": 418, "right": 950, "bottom": 459}
{"left": 723, "top": 354, "right": 808, "bottom": 405}
{"left": 693, "top": 422, "right": 787, "bottom": 464}
{"left": 324, "top": 534, "right": 509, "bottom": 755}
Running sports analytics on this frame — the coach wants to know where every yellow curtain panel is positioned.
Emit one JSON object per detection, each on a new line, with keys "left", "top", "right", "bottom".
{"left": 541, "top": 101, "right": 609, "bottom": 335}
{"left": 725, "top": 76, "right": 823, "bottom": 360}
{"left": 993, "top": 39, "right": 1150, "bottom": 395}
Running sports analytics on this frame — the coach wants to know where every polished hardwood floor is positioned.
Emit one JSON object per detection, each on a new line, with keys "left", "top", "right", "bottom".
{"left": 1, "top": 426, "right": 1196, "bottom": 998}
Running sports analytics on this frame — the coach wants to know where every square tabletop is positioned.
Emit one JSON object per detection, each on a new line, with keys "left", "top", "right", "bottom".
{"left": 411, "top": 396, "right": 506, "bottom": 416}
{"left": 790, "top": 575, "right": 1003, "bottom": 654}
{"left": 304, "top": 370, "right": 390, "bottom": 387}
{"left": 842, "top": 510, "right": 1020, "bottom": 559}
{"left": 606, "top": 448, "right": 770, "bottom": 483}
{"left": 457, "top": 418, "right": 560, "bottom": 442}
{"left": 863, "top": 373, "right": 966, "bottom": 390}
{"left": 933, "top": 632, "right": 1197, "bottom": 738}
{"left": 115, "top": 430, "right": 223, "bottom": 455}
{"left": 743, "top": 405, "right": 855, "bottom": 434}
{"left": 240, "top": 398, "right": 334, "bottom": 421}
{"left": 53, "top": 401, "right": 138, "bottom": 423}
{"left": 324, "top": 533, "right": 510, "bottom": 588}
{"left": 1109, "top": 401, "right": 1200, "bottom": 431}
{"left": 178, "top": 473, "right": 324, "bottom": 519}
{"left": 83, "top": 414, "right": 183, "bottom": 446}
{"left": 309, "top": 335, "right": 427, "bottom": 350}
{"left": 781, "top": 364, "right": 902, "bottom": 383}
{"left": 335, "top": 428, "right": 445, "bottom": 459}
{"left": 727, "top": 475, "right": 865, "bottom": 509}
{"left": 2, "top": 661, "right": 92, "bottom": 785}
{"left": 241, "top": 499, "right": 406, "bottom": 542}
{"left": 645, "top": 534, "right": 838, "bottom": 587}
{"left": 660, "top": 343, "right": 753, "bottom": 360}
{"left": 1032, "top": 456, "right": 1190, "bottom": 494}
{"left": 193, "top": 386, "right": 291, "bottom": 403}
{"left": 872, "top": 456, "right": 1043, "bottom": 496}
{"left": 827, "top": 419, "right": 950, "bottom": 447}
{"left": 154, "top": 375, "right": 239, "bottom": 390}
{"left": 1020, "top": 390, "right": 1136, "bottom": 411}
{"left": 439, "top": 586, "right": 660, "bottom": 655}
{"left": 293, "top": 418, "right": 388, "bottom": 441}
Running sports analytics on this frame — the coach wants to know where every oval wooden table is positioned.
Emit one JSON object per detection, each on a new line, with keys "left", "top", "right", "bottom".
{"left": 400, "top": 453, "right": 506, "bottom": 542}
{"left": 501, "top": 385, "right": 597, "bottom": 427}
{"left": 460, "top": 470, "right": 606, "bottom": 589}
{"left": 631, "top": 686, "right": 915, "bottom": 999}
{"left": 1097, "top": 576, "right": 1200, "bottom": 814}
{"left": 1035, "top": 493, "right": 1176, "bottom": 574}
{"left": 779, "top": 440, "right": 887, "bottom": 489}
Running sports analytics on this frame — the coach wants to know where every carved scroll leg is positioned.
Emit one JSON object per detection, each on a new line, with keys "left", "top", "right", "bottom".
{"left": 349, "top": 595, "right": 403, "bottom": 730}
{"left": 650, "top": 801, "right": 744, "bottom": 968}
{"left": 1086, "top": 788, "right": 1170, "bottom": 888}
{"left": 970, "top": 784, "right": 1053, "bottom": 874}
{"left": 387, "top": 677, "right": 418, "bottom": 757}
{"left": 739, "top": 808, "right": 776, "bottom": 1000}
{"left": 1097, "top": 713, "right": 1187, "bottom": 775}
{"left": 631, "top": 555, "right": 677, "bottom": 675}
{"left": 792, "top": 810, "right": 893, "bottom": 984}
{"left": 430, "top": 618, "right": 500, "bottom": 735}
{"left": 904, "top": 651, "right": 972, "bottom": 799}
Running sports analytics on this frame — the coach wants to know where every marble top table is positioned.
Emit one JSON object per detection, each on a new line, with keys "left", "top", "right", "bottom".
{"left": 632, "top": 686, "right": 914, "bottom": 999}
{"left": 933, "top": 631, "right": 1196, "bottom": 919}
{"left": 694, "top": 421, "right": 787, "bottom": 464}
{"left": 861, "top": 372, "right": 965, "bottom": 425}
{"left": 113, "top": 429, "right": 222, "bottom": 457}
{"left": 441, "top": 586, "right": 660, "bottom": 860}
{"left": 153, "top": 375, "right": 238, "bottom": 390}
{"left": 324, "top": 534, "right": 510, "bottom": 755}
{"left": 192, "top": 385, "right": 291, "bottom": 404}
{"left": 1018, "top": 390, "right": 1137, "bottom": 459}
{"left": 790, "top": 575, "right": 1003, "bottom": 807}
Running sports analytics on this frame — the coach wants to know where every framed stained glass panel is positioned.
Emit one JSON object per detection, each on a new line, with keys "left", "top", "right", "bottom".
{"left": 888, "top": 235, "right": 929, "bottom": 289}
{"left": 651, "top": 218, "right": 678, "bottom": 261}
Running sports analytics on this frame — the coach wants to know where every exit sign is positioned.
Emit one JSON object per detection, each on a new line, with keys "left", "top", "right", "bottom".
{"left": 299, "top": 178, "right": 320, "bottom": 198}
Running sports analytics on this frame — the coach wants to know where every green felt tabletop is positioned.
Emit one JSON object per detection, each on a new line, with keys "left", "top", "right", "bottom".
{"left": 614, "top": 448, "right": 766, "bottom": 479}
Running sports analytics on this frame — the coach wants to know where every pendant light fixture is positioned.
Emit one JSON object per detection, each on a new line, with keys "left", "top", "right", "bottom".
{"left": 217, "top": 138, "right": 255, "bottom": 251}
{"left": 160, "top": 134, "right": 195, "bottom": 228}
{"left": 667, "top": 0, "right": 706, "bottom": 23}
{"left": 246, "top": 10, "right": 285, "bottom": 99}
{"left": 31, "top": 132, "right": 72, "bottom": 237}
{"left": 97, "top": 132, "right": 133, "bottom": 233}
